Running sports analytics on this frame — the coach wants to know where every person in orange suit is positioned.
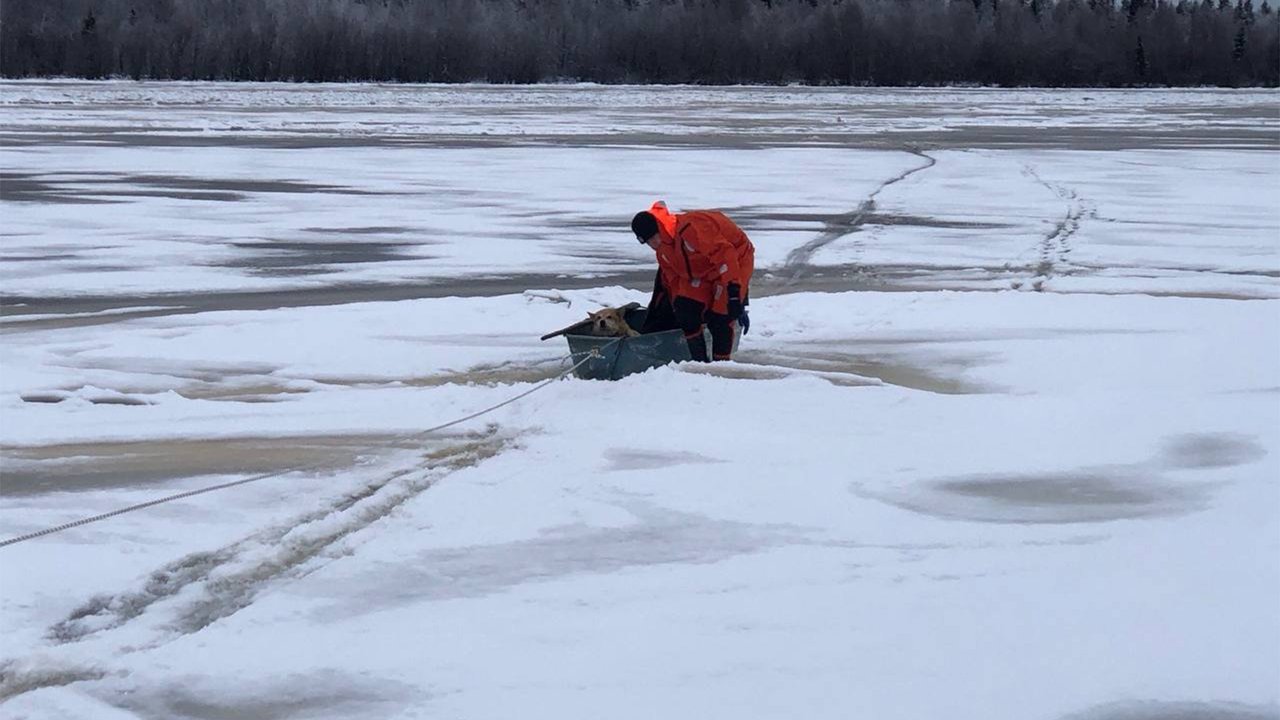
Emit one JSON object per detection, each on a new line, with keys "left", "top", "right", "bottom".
{"left": 630, "top": 201, "right": 754, "bottom": 362}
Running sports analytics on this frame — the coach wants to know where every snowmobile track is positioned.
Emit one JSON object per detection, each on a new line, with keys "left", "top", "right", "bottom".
{"left": 0, "top": 435, "right": 508, "bottom": 703}
{"left": 1019, "top": 165, "right": 1093, "bottom": 291}
{"left": 781, "top": 148, "right": 937, "bottom": 287}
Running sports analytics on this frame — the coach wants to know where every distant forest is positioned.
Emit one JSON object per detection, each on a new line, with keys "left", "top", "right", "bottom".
{"left": 2, "top": 0, "right": 1276, "bottom": 86}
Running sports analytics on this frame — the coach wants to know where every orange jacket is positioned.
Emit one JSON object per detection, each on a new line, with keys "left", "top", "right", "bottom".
{"left": 652, "top": 204, "right": 754, "bottom": 314}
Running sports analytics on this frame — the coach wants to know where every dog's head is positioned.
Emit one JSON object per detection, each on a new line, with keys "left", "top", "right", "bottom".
{"left": 587, "top": 307, "right": 631, "bottom": 336}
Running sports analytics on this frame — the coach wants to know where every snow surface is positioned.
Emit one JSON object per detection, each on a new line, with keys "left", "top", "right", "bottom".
{"left": 1, "top": 83, "right": 1278, "bottom": 720}
{"left": 2, "top": 81, "right": 1276, "bottom": 142}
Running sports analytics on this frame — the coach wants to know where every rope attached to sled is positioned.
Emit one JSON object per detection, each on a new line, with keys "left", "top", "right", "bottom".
{"left": 0, "top": 341, "right": 619, "bottom": 549}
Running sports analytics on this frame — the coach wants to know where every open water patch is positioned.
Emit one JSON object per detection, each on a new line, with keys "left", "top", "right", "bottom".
{"left": 865, "top": 468, "right": 1209, "bottom": 524}
{"left": 220, "top": 240, "right": 422, "bottom": 277}
{"left": 1057, "top": 700, "right": 1280, "bottom": 720}
{"left": 105, "top": 670, "right": 420, "bottom": 720}
{"left": 0, "top": 434, "right": 416, "bottom": 496}
{"left": 1158, "top": 432, "right": 1266, "bottom": 470}
{"left": 603, "top": 448, "right": 726, "bottom": 471}
{"left": 0, "top": 171, "right": 380, "bottom": 204}
{"left": 0, "top": 172, "right": 118, "bottom": 204}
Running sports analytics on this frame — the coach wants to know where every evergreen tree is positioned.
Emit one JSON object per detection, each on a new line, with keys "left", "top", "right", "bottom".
{"left": 0, "top": 0, "right": 1275, "bottom": 86}
{"left": 75, "top": 9, "right": 104, "bottom": 79}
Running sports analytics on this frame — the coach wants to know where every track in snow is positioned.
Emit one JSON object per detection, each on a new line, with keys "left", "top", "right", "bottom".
{"left": 1016, "top": 164, "right": 1094, "bottom": 292}
{"left": 0, "top": 434, "right": 507, "bottom": 702}
{"left": 779, "top": 148, "right": 938, "bottom": 288}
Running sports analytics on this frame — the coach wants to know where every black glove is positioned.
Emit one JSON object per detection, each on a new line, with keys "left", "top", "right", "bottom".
{"left": 738, "top": 308, "right": 750, "bottom": 335}
{"left": 727, "top": 282, "right": 744, "bottom": 320}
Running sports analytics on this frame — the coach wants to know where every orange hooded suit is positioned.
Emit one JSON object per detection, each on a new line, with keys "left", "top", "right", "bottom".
{"left": 647, "top": 201, "right": 754, "bottom": 316}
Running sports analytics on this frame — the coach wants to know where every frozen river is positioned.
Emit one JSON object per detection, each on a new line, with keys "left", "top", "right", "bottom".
{"left": 1, "top": 82, "right": 1278, "bottom": 720}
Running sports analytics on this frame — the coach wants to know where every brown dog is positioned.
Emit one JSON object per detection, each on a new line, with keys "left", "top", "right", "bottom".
{"left": 586, "top": 306, "right": 640, "bottom": 338}
{"left": 540, "top": 302, "right": 643, "bottom": 341}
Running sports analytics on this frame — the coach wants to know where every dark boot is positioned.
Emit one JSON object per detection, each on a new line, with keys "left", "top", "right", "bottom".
{"left": 684, "top": 331, "right": 710, "bottom": 362}
{"left": 673, "top": 295, "right": 711, "bottom": 362}
{"left": 707, "top": 312, "right": 734, "bottom": 361}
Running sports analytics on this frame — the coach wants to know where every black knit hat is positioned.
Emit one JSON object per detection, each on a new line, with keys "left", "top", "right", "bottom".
{"left": 631, "top": 211, "right": 659, "bottom": 243}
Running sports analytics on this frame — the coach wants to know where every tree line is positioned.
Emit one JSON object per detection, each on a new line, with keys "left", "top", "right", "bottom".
{"left": 2, "top": 0, "right": 1276, "bottom": 86}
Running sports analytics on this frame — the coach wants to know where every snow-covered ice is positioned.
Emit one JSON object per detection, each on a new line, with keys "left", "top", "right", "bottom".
{"left": 1, "top": 83, "right": 1277, "bottom": 720}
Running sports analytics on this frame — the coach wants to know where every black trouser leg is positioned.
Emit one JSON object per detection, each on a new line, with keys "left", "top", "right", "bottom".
{"left": 673, "top": 295, "right": 709, "bottom": 363}
{"left": 707, "top": 312, "right": 734, "bottom": 361}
